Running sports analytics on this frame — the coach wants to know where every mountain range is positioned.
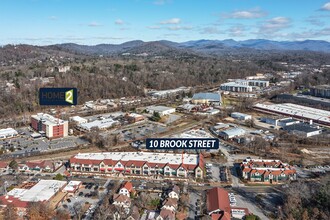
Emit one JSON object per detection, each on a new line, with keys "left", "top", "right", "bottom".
{"left": 46, "top": 39, "right": 330, "bottom": 56}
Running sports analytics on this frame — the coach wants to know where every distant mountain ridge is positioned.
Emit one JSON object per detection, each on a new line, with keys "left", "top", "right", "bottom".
{"left": 46, "top": 39, "right": 330, "bottom": 56}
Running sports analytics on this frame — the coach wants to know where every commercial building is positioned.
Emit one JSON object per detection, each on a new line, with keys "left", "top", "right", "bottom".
{"left": 220, "top": 82, "right": 253, "bottom": 93}
{"left": 146, "top": 106, "right": 176, "bottom": 116}
{"left": 77, "top": 118, "right": 119, "bottom": 131}
{"left": 231, "top": 112, "right": 252, "bottom": 121}
{"left": 0, "top": 179, "right": 67, "bottom": 217}
{"left": 240, "top": 158, "right": 297, "bottom": 183}
{"left": 310, "top": 85, "right": 330, "bottom": 99}
{"left": 69, "top": 152, "right": 205, "bottom": 179}
{"left": 282, "top": 123, "right": 322, "bottom": 137}
{"left": 191, "top": 92, "right": 222, "bottom": 106}
{"left": 69, "top": 116, "right": 88, "bottom": 124}
{"left": 262, "top": 117, "right": 300, "bottom": 127}
{"left": 125, "top": 113, "right": 145, "bottom": 123}
{"left": 31, "top": 113, "right": 68, "bottom": 139}
{"left": 219, "top": 127, "right": 246, "bottom": 140}
{"left": 0, "top": 128, "right": 18, "bottom": 139}
{"left": 254, "top": 103, "right": 330, "bottom": 126}
{"left": 63, "top": 181, "right": 82, "bottom": 195}
{"left": 207, "top": 187, "right": 231, "bottom": 220}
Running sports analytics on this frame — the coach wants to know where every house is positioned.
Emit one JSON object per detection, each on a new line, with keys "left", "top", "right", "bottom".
{"left": 161, "top": 198, "right": 178, "bottom": 212}
{"left": 119, "top": 181, "right": 134, "bottom": 197}
{"left": 113, "top": 193, "right": 131, "bottom": 208}
{"left": 207, "top": 187, "right": 231, "bottom": 220}
{"left": 18, "top": 160, "right": 59, "bottom": 173}
{"left": 126, "top": 206, "right": 140, "bottom": 220}
{"left": 0, "top": 162, "right": 8, "bottom": 172}
{"left": 168, "top": 185, "right": 180, "bottom": 199}
{"left": 156, "top": 209, "right": 175, "bottom": 220}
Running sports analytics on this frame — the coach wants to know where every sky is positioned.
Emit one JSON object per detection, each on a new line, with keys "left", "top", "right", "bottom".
{"left": 1, "top": 0, "right": 330, "bottom": 45}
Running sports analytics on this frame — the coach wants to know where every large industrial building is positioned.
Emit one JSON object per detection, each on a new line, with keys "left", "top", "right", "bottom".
{"left": 283, "top": 123, "right": 322, "bottom": 137}
{"left": 30, "top": 113, "right": 68, "bottom": 139}
{"left": 0, "top": 128, "right": 18, "bottom": 139}
{"left": 69, "top": 152, "right": 205, "bottom": 179}
{"left": 191, "top": 92, "right": 222, "bottom": 106}
{"left": 146, "top": 105, "right": 176, "bottom": 116}
{"left": 220, "top": 82, "right": 253, "bottom": 93}
{"left": 220, "top": 79, "right": 269, "bottom": 93}
{"left": 310, "top": 85, "right": 330, "bottom": 99}
{"left": 254, "top": 103, "right": 330, "bottom": 126}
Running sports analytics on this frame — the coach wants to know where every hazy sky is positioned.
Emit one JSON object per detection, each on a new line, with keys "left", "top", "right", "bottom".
{"left": 1, "top": 0, "right": 330, "bottom": 45}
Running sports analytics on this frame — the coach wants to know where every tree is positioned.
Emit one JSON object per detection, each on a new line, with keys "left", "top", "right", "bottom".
{"left": 9, "top": 160, "right": 18, "bottom": 170}
{"left": 26, "top": 202, "right": 54, "bottom": 220}
{"left": 54, "top": 173, "right": 64, "bottom": 181}
{"left": 53, "top": 209, "right": 70, "bottom": 220}
{"left": 3, "top": 204, "right": 18, "bottom": 220}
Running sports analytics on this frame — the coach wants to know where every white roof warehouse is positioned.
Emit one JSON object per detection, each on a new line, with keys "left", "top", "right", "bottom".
{"left": 254, "top": 103, "right": 330, "bottom": 126}
{"left": 0, "top": 128, "right": 18, "bottom": 139}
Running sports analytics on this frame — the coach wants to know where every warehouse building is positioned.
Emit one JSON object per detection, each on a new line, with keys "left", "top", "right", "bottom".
{"left": 69, "top": 152, "right": 205, "bottom": 179}
{"left": 77, "top": 118, "right": 119, "bottom": 131}
{"left": 31, "top": 113, "right": 68, "bottom": 139}
{"left": 254, "top": 103, "right": 330, "bottom": 126}
{"left": 262, "top": 117, "right": 300, "bottom": 127}
{"left": 0, "top": 128, "right": 18, "bottom": 139}
{"left": 282, "top": 123, "right": 322, "bottom": 137}
{"left": 191, "top": 92, "right": 222, "bottom": 106}
{"left": 310, "top": 85, "right": 330, "bottom": 99}
{"left": 146, "top": 105, "right": 176, "bottom": 116}
{"left": 69, "top": 116, "right": 88, "bottom": 124}
{"left": 231, "top": 112, "right": 252, "bottom": 121}
{"left": 219, "top": 127, "right": 246, "bottom": 140}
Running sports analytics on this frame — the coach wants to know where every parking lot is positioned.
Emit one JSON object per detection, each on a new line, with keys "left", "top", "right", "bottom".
{"left": 205, "top": 164, "right": 228, "bottom": 183}
{"left": 110, "top": 122, "right": 167, "bottom": 143}
{"left": 59, "top": 182, "right": 102, "bottom": 219}
{"left": 188, "top": 188, "right": 203, "bottom": 220}
{"left": 0, "top": 127, "right": 88, "bottom": 158}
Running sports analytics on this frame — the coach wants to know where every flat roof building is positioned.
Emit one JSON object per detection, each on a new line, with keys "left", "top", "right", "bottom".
{"left": 282, "top": 123, "right": 322, "bottom": 137}
{"left": 31, "top": 113, "right": 68, "bottom": 139}
{"left": 219, "top": 127, "right": 246, "bottom": 140}
{"left": 0, "top": 128, "right": 18, "bottom": 139}
{"left": 231, "top": 112, "right": 252, "bottom": 121}
{"left": 70, "top": 152, "right": 205, "bottom": 179}
{"left": 146, "top": 105, "right": 176, "bottom": 116}
{"left": 220, "top": 82, "right": 253, "bottom": 93}
{"left": 77, "top": 118, "right": 119, "bottom": 131}
{"left": 69, "top": 116, "right": 88, "bottom": 124}
{"left": 254, "top": 103, "right": 330, "bottom": 126}
{"left": 310, "top": 85, "right": 330, "bottom": 99}
{"left": 191, "top": 93, "right": 222, "bottom": 106}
